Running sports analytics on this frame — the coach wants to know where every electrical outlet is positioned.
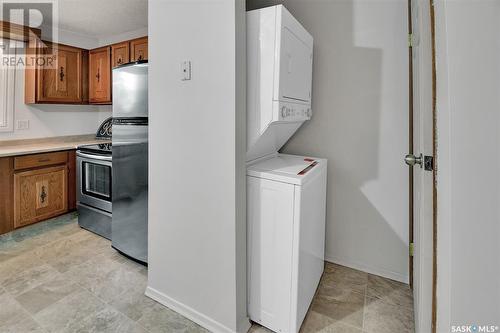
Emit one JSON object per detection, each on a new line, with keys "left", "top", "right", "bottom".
{"left": 16, "top": 120, "right": 29, "bottom": 130}
{"left": 181, "top": 61, "right": 191, "bottom": 81}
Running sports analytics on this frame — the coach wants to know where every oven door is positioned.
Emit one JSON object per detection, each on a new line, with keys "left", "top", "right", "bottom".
{"left": 76, "top": 151, "right": 112, "bottom": 213}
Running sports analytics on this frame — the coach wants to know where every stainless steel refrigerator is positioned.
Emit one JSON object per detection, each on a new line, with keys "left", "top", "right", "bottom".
{"left": 112, "top": 61, "right": 148, "bottom": 264}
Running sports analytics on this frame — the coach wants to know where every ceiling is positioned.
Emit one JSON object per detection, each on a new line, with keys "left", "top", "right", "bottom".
{"left": 44, "top": 0, "right": 148, "bottom": 38}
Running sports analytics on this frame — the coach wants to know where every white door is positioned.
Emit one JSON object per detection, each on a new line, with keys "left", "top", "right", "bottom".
{"left": 408, "top": 0, "right": 434, "bottom": 332}
{"left": 247, "top": 176, "right": 295, "bottom": 332}
{"left": 279, "top": 28, "right": 312, "bottom": 103}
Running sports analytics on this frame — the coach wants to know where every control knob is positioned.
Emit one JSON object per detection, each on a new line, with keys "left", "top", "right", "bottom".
{"left": 281, "top": 106, "right": 287, "bottom": 118}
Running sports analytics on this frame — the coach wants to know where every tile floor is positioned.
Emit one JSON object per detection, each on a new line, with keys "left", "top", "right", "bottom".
{"left": 0, "top": 213, "right": 414, "bottom": 333}
{"left": 251, "top": 263, "right": 415, "bottom": 333}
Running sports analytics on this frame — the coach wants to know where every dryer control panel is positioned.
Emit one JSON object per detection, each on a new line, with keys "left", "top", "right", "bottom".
{"left": 278, "top": 103, "right": 312, "bottom": 122}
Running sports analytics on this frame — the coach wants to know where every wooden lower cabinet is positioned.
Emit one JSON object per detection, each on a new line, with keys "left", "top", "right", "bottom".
{"left": 14, "top": 165, "right": 68, "bottom": 228}
{"left": 67, "top": 150, "right": 77, "bottom": 211}
{"left": 0, "top": 157, "right": 14, "bottom": 234}
{"left": 0, "top": 150, "right": 76, "bottom": 234}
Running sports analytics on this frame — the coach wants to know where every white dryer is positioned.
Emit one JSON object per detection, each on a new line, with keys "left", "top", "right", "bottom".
{"left": 246, "top": 5, "right": 327, "bottom": 333}
{"left": 246, "top": 4, "right": 313, "bottom": 162}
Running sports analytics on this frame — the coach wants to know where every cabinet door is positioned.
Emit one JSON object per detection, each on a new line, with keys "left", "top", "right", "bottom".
{"left": 14, "top": 165, "right": 67, "bottom": 228}
{"left": 130, "top": 37, "right": 148, "bottom": 61}
{"left": 37, "top": 43, "right": 83, "bottom": 103}
{"left": 112, "top": 42, "right": 130, "bottom": 67}
{"left": 89, "top": 47, "right": 111, "bottom": 104}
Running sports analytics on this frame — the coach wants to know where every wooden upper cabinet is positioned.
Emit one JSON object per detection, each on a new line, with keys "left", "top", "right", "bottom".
{"left": 89, "top": 46, "right": 111, "bottom": 104}
{"left": 25, "top": 41, "right": 88, "bottom": 104}
{"left": 25, "top": 36, "right": 147, "bottom": 105}
{"left": 130, "top": 37, "right": 148, "bottom": 61}
{"left": 112, "top": 42, "right": 130, "bottom": 68}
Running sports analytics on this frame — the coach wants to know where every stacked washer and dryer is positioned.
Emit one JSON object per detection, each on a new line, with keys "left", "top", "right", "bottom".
{"left": 246, "top": 5, "right": 328, "bottom": 333}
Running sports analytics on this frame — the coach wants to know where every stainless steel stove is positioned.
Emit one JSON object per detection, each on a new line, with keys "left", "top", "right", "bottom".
{"left": 76, "top": 142, "right": 112, "bottom": 239}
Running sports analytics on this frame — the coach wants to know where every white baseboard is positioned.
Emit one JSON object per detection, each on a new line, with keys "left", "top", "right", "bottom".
{"left": 145, "top": 286, "right": 251, "bottom": 333}
{"left": 325, "top": 254, "right": 409, "bottom": 284}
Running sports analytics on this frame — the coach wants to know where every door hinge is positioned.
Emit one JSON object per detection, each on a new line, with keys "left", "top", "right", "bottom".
{"left": 408, "top": 33, "right": 414, "bottom": 48}
{"left": 424, "top": 155, "right": 434, "bottom": 171}
{"left": 409, "top": 242, "right": 414, "bottom": 257}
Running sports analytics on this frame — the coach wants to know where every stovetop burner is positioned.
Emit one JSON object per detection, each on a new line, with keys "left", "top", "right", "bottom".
{"left": 78, "top": 143, "right": 112, "bottom": 155}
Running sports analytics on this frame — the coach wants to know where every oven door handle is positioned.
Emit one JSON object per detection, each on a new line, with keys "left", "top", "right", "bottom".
{"left": 76, "top": 151, "right": 112, "bottom": 162}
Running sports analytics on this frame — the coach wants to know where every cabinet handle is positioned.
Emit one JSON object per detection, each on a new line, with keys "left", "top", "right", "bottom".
{"left": 40, "top": 185, "right": 47, "bottom": 204}
{"left": 96, "top": 68, "right": 100, "bottom": 82}
{"left": 117, "top": 58, "right": 122, "bottom": 65}
{"left": 138, "top": 54, "right": 143, "bottom": 61}
{"left": 38, "top": 158, "right": 50, "bottom": 162}
{"left": 59, "top": 66, "right": 65, "bottom": 81}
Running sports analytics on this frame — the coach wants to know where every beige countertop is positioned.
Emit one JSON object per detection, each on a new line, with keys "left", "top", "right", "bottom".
{"left": 0, "top": 135, "right": 111, "bottom": 157}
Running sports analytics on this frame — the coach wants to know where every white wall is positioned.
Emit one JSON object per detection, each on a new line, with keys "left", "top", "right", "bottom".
{"left": 0, "top": 29, "right": 111, "bottom": 141}
{"left": 247, "top": 0, "right": 409, "bottom": 282}
{"left": 147, "top": 1, "right": 248, "bottom": 333}
{"left": 435, "top": 1, "right": 500, "bottom": 330}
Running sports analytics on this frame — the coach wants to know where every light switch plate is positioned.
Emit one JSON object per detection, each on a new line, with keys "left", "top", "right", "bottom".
{"left": 181, "top": 61, "right": 191, "bottom": 81}
{"left": 16, "top": 120, "right": 29, "bottom": 130}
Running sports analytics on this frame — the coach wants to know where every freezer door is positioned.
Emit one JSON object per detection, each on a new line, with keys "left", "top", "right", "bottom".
{"left": 112, "top": 63, "right": 148, "bottom": 118}
{"left": 112, "top": 124, "right": 148, "bottom": 263}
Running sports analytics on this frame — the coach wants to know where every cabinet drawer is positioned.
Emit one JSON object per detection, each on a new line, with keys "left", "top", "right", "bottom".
{"left": 14, "top": 151, "right": 68, "bottom": 170}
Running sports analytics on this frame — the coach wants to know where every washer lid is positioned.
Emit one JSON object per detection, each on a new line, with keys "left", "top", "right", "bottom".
{"left": 247, "top": 154, "right": 325, "bottom": 185}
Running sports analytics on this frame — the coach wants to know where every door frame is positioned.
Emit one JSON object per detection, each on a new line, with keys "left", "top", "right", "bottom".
{"left": 407, "top": 0, "right": 415, "bottom": 290}
{"left": 429, "top": 0, "right": 437, "bottom": 331}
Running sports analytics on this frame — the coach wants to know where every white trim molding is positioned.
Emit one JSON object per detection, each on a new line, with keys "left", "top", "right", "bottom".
{"left": 145, "top": 286, "right": 251, "bottom": 333}
{"left": 0, "top": 39, "right": 16, "bottom": 133}
{"left": 325, "top": 255, "right": 409, "bottom": 284}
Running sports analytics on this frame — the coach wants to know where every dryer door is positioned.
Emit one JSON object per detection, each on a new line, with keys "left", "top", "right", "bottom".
{"left": 278, "top": 28, "right": 313, "bottom": 103}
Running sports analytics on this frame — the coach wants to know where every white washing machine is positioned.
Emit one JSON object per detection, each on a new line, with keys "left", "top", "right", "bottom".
{"left": 247, "top": 154, "right": 327, "bottom": 333}
{"left": 246, "top": 5, "right": 327, "bottom": 333}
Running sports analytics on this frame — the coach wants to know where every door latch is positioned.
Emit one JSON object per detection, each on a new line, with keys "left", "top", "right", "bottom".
{"left": 423, "top": 155, "right": 434, "bottom": 171}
